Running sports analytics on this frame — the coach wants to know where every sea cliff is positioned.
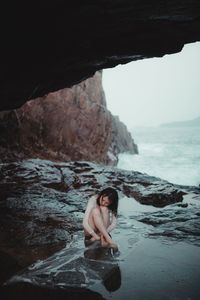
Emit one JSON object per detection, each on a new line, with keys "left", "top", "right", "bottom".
{"left": 0, "top": 71, "right": 137, "bottom": 165}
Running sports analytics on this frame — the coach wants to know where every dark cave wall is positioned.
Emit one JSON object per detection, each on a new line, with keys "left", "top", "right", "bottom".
{"left": 0, "top": 1, "right": 200, "bottom": 110}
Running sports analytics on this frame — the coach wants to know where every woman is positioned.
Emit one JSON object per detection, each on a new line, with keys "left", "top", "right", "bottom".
{"left": 83, "top": 187, "right": 118, "bottom": 248}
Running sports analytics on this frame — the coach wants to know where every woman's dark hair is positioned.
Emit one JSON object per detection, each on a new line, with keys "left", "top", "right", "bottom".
{"left": 96, "top": 187, "right": 118, "bottom": 216}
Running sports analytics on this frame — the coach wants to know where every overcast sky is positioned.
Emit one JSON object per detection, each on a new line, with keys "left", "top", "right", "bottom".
{"left": 102, "top": 42, "right": 200, "bottom": 129}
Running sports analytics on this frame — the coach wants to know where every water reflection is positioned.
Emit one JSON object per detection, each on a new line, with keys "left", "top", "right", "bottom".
{"left": 84, "top": 242, "right": 121, "bottom": 292}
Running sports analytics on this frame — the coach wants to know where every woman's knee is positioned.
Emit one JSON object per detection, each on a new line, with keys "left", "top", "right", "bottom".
{"left": 100, "top": 206, "right": 109, "bottom": 215}
{"left": 91, "top": 207, "right": 101, "bottom": 217}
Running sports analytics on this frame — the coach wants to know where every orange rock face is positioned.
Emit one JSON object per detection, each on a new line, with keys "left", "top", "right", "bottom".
{"left": 0, "top": 72, "right": 137, "bottom": 164}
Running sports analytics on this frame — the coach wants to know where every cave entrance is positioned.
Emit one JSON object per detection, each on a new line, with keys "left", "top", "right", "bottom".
{"left": 102, "top": 42, "right": 200, "bottom": 187}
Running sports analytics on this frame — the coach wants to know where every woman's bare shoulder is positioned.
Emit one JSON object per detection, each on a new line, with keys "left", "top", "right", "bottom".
{"left": 84, "top": 194, "right": 97, "bottom": 215}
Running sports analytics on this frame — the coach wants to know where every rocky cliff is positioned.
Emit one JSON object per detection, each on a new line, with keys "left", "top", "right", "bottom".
{"left": 0, "top": 71, "right": 138, "bottom": 164}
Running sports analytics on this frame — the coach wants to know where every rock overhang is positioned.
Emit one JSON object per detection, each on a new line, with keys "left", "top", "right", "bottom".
{"left": 1, "top": 0, "right": 200, "bottom": 110}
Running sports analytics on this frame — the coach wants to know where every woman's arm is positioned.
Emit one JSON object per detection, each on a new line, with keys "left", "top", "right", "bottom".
{"left": 107, "top": 214, "right": 117, "bottom": 233}
{"left": 82, "top": 196, "right": 100, "bottom": 240}
{"left": 92, "top": 207, "right": 117, "bottom": 247}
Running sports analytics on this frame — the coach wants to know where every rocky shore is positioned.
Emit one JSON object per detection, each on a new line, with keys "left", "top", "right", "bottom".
{"left": 0, "top": 159, "right": 200, "bottom": 299}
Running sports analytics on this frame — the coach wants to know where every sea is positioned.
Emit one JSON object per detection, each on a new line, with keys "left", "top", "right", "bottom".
{"left": 117, "top": 126, "right": 200, "bottom": 187}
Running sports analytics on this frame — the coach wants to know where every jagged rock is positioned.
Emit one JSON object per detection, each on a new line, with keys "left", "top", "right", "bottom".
{"left": 0, "top": 158, "right": 200, "bottom": 298}
{"left": 1, "top": 159, "right": 199, "bottom": 283}
{"left": 109, "top": 115, "right": 138, "bottom": 160}
{"left": 122, "top": 182, "right": 186, "bottom": 207}
{"left": 1, "top": 1, "right": 200, "bottom": 110}
{"left": 0, "top": 72, "right": 137, "bottom": 164}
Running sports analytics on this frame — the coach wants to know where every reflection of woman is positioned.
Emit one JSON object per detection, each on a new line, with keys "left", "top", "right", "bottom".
{"left": 83, "top": 187, "right": 118, "bottom": 248}
{"left": 84, "top": 246, "right": 121, "bottom": 292}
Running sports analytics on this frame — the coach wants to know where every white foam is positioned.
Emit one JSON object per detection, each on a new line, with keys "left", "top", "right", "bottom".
{"left": 118, "top": 126, "right": 200, "bottom": 186}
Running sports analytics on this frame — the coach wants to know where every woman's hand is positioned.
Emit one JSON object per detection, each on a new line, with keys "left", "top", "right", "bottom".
{"left": 100, "top": 234, "right": 109, "bottom": 247}
{"left": 100, "top": 234, "right": 118, "bottom": 249}
{"left": 109, "top": 242, "right": 118, "bottom": 249}
{"left": 90, "top": 232, "right": 100, "bottom": 241}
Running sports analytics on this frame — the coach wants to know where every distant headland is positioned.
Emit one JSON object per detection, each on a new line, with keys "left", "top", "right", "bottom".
{"left": 160, "top": 116, "right": 200, "bottom": 127}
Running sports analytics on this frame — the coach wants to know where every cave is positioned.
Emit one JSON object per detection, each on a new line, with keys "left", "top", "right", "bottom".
{"left": 1, "top": 2, "right": 200, "bottom": 299}
{"left": 1, "top": 0, "right": 200, "bottom": 110}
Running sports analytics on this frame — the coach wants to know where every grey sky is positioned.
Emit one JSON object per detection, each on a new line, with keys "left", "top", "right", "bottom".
{"left": 102, "top": 42, "right": 200, "bottom": 129}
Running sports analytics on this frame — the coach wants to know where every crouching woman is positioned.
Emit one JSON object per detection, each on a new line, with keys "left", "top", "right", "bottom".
{"left": 83, "top": 187, "right": 119, "bottom": 248}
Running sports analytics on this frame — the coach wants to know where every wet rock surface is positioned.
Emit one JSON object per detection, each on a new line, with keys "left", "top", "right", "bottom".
{"left": 0, "top": 159, "right": 200, "bottom": 299}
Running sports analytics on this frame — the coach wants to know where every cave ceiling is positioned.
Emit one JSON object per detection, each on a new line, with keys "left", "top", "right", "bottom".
{"left": 1, "top": 0, "right": 200, "bottom": 111}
